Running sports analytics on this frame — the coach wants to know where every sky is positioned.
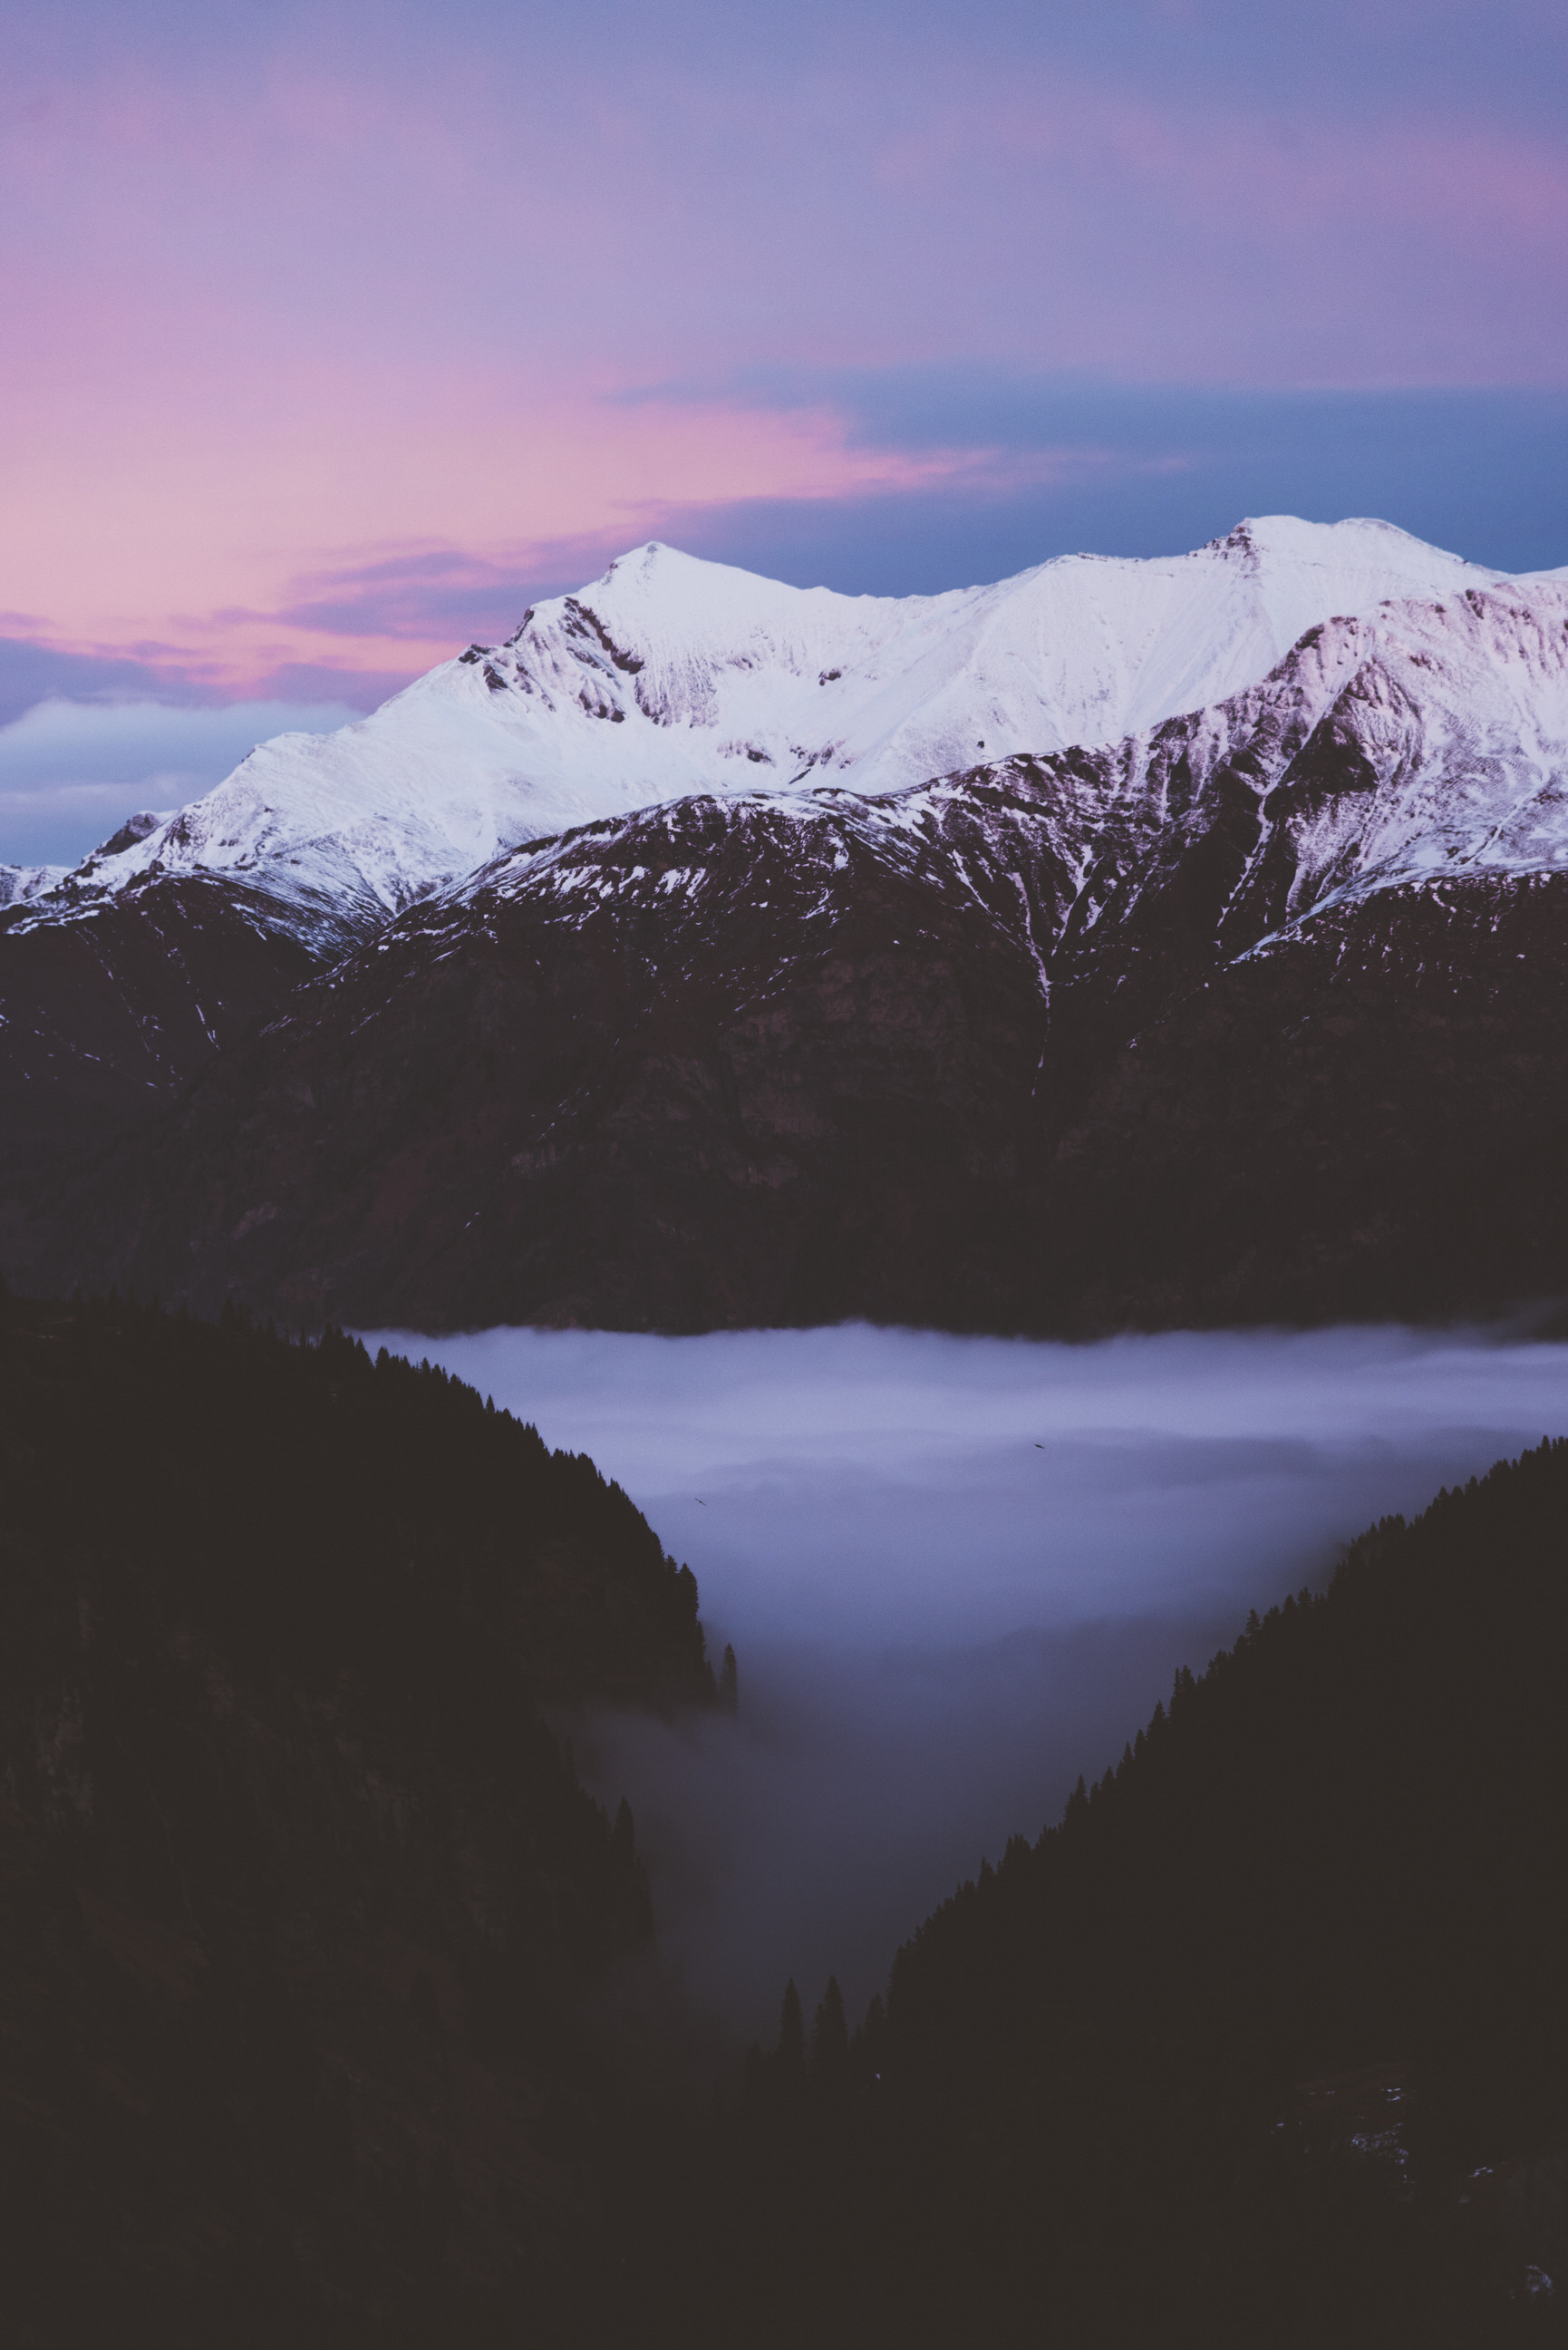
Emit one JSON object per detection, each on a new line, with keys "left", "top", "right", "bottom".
{"left": 3, "top": 0, "right": 1566, "bottom": 860}
{"left": 372, "top": 1320, "right": 1568, "bottom": 2033}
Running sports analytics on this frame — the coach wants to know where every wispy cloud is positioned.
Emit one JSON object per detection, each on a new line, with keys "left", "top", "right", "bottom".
{"left": 41, "top": 372, "right": 1552, "bottom": 683}
{"left": 0, "top": 636, "right": 214, "bottom": 729}
{"left": 605, "top": 374, "right": 1568, "bottom": 581}
{"left": 259, "top": 545, "right": 559, "bottom": 643}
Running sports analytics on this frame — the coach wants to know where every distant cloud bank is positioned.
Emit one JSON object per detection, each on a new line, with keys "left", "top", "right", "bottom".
{"left": 367, "top": 1320, "right": 1568, "bottom": 2029}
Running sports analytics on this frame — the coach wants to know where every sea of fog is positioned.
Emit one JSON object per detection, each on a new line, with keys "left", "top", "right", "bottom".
{"left": 360, "top": 1321, "right": 1568, "bottom": 2037}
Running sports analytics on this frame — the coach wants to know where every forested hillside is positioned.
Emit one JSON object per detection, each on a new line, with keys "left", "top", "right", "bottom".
{"left": 0, "top": 1290, "right": 716, "bottom": 2345}
{"left": 705, "top": 1441, "right": 1568, "bottom": 2346}
{"left": 4, "top": 1292, "right": 1563, "bottom": 2345}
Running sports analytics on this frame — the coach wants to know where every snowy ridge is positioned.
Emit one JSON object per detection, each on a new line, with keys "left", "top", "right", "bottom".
{"left": 1033, "top": 572, "right": 1568, "bottom": 951}
{"left": 1246, "top": 583, "right": 1568, "bottom": 938}
{"left": 0, "top": 862, "right": 69, "bottom": 908}
{"left": 11, "top": 518, "right": 1523, "bottom": 937}
{"left": 426, "top": 574, "right": 1568, "bottom": 973}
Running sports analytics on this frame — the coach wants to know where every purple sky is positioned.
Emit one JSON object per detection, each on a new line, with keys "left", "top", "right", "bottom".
{"left": 2, "top": 0, "right": 1565, "bottom": 856}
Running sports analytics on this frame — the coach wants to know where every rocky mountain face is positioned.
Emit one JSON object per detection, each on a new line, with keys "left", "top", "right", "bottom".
{"left": 15, "top": 569, "right": 1568, "bottom": 1333}
{"left": 5, "top": 518, "right": 1504, "bottom": 936}
{"left": 11, "top": 517, "right": 1509, "bottom": 1286}
{"left": 0, "top": 861, "right": 68, "bottom": 908}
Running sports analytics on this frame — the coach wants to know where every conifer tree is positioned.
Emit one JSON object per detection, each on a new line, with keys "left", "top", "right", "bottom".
{"left": 719, "top": 1643, "right": 739, "bottom": 1714}
{"left": 858, "top": 1991, "right": 886, "bottom": 2084}
{"left": 778, "top": 1978, "right": 805, "bottom": 2075}
{"left": 811, "top": 1976, "right": 847, "bottom": 2087}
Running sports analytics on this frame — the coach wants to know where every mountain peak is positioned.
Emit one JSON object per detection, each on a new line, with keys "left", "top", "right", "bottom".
{"left": 13, "top": 517, "right": 1537, "bottom": 938}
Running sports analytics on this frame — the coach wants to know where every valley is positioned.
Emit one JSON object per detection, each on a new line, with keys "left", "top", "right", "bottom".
{"left": 5, "top": 1296, "right": 1563, "bottom": 2344}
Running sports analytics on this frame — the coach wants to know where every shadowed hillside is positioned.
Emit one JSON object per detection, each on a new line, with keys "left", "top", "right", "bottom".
{"left": 0, "top": 1290, "right": 716, "bottom": 2345}
{"left": 5, "top": 1290, "right": 1564, "bottom": 2345}
{"left": 709, "top": 1440, "right": 1568, "bottom": 2346}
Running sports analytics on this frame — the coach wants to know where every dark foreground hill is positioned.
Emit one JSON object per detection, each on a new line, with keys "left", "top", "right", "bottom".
{"left": 4, "top": 1296, "right": 1566, "bottom": 2345}
{"left": 698, "top": 1441, "right": 1568, "bottom": 2347}
{"left": 0, "top": 1291, "right": 716, "bottom": 2346}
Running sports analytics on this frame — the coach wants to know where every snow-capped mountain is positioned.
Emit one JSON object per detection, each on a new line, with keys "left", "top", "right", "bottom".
{"left": 444, "top": 569, "right": 1568, "bottom": 962}
{"left": 7, "top": 515, "right": 1568, "bottom": 1336}
{"left": 13, "top": 517, "right": 1529, "bottom": 942}
{"left": 0, "top": 813, "right": 165, "bottom": 911}
{"left": 20, "top": 566, "right": 1568, "bottom": 1335}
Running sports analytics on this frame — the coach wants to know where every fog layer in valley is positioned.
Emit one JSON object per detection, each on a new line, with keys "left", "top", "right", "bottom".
{"left": 361, "top": 1322, "right": 1568, "bottom": 2035}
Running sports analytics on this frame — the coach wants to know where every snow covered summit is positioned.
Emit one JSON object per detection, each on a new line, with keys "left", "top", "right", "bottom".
{"left": 16, "top": 518, "right": 1525, "bottom": 940}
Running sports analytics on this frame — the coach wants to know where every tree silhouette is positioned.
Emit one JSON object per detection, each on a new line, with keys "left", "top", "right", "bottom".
{"left": 615, "top": 1797, "right": 637, "bottom": 1867}
{"left": 0, "top": 1287, "right": 728, "bottom": 2347}
{"left": 719, "top": 1437, "right": 1568, "bottom": 2346}
{"left": 778, "top": 1978, "right": 805, "bottom": 2077}
{"left": 811, "top": 1977, "right": 847, "bottom": 2090}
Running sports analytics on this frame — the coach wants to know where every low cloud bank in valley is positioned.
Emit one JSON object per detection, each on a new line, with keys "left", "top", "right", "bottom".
{"left": 364, "top": 1322, "right": 1568, "bottom": 2035}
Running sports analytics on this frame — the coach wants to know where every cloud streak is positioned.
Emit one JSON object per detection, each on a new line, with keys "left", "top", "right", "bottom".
{"left": 618, "top": 376, "right": 1568, "bottom": 581}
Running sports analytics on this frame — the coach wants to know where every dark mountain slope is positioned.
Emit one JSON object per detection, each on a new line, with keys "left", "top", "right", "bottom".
{"left": 10, "top": 582, "right": 1568, "bottom": 1332}
{"left": 0, "top": 1290, "right": 716, "bottom": 2345}
{"left": 0, "top": 873, "right": 344, "bottom": 1208}
{"left": 1043, "top": 868, "right": 1568, "bottom": 1326}
{"left": 15, "top": 778, "right": 1063, "bottom": 1329}
{"left": 711, "top": 1440, "right": 1568, "bottom": 2346}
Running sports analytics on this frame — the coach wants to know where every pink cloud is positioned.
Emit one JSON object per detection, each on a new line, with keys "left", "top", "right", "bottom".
{"left": 0, "top": 24, "right": 1563, "bottom": 689}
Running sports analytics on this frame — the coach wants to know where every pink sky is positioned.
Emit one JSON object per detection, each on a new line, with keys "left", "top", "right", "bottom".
{"left": 2, "top": 2, "right": 1564, "bottom": 696}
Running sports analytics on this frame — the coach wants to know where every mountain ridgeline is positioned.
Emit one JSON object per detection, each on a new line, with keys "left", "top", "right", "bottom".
{"left": 0, "top": 1289, "right": 717, "bottom": 2345}
{"left": 4, "top": 521, "right": 1568, "bottom": 1332}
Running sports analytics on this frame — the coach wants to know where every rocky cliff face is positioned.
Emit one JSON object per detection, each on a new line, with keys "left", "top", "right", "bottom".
{"left": 1041, "top": 868, "right": 1568, "bottom": 1326}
